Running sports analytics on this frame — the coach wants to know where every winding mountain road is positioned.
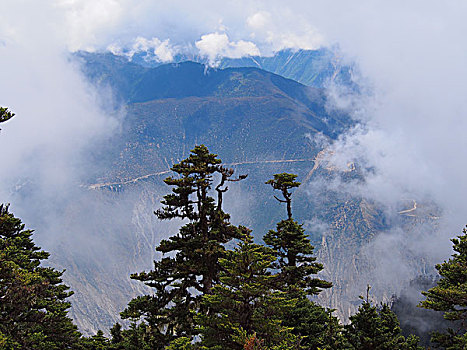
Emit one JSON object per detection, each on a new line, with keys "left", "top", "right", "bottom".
{"left": 86, "top": 158, "right": 317, "bottom": 190}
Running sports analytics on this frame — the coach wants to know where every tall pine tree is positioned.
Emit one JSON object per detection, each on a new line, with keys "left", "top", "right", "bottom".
{"left": 420, "top": 226, "right": 467, "bottom": 349}
{"left": 121, "top": 145, "right": 245, "bottom": 348}
{"left": 264, "top": 173, "right": 331, "bottom": 295}
{"left": 264, "top": 173, "right": 334, "bottom": 349}
{"left": 0, "top": 204, "right": 81, "bottom": 349}
{"left": 0, "top": 107, "right": 14, "bottom": 131}
{"left": 195, "top": 227, "right": 300, "bottom": 350}
{"left": 344, "top": 299, "right": 422, "bottom": 350}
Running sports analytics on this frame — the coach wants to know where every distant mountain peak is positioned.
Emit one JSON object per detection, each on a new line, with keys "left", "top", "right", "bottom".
{"left": 76, "top": 47, "right": 356, "bottom": 89}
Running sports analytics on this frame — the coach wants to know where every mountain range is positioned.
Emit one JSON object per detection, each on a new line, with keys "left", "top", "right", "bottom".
{"left": 110, "top": 47, "right": 355, "bottom": 88}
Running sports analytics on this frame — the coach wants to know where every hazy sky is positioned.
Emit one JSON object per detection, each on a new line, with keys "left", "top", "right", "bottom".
{"left": 1, "top": 0, "right": 467, "bottom": 295}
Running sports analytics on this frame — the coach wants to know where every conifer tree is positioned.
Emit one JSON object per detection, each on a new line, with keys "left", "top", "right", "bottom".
{"left": 0, "top": 204, "right": 81, "bottom": 349}
{"left": 165, "top": 337, "right": 194, "bottom": 350}
{"left": 80, "top": 330, "right": 110, "bottom": 350}
{"left": 265, "top": 173, "right": 300, "bottom": 220}
{"left": 344, "top": 287, "right": 422, "bottom": 350}
{"left": 318, "top": 310, "right": 349, "bottom": 350}
{"left": 264, "top": 173, "right": 331, "bottom": 295}
{"left": 264, "top": 173, "right": 333, "bottom": 348}
{"left": 121, "top": 145, "right": 245, "bottom": 347}
{"left": 0, "top": 107, "right": 14, "bottom": 131}
{"left": 196, "top": 227, "right": 300, "bottom": 350}
{"left": 105, "top": 323, "right": 125, "bottom": 350}
{"left": 265, "top": 219, "right": 332, "bottom": 295}
{"left": 419, "top": 226, "right": 467, "bottom": 348}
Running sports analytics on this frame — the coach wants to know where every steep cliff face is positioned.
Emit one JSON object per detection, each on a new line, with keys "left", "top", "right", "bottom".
{"left": 313, "top": 192, "right": 440, "bottom": 322}
{"left": 44, "top": 185, "right": 160, "bottom": 334}
{"left": 315, "top": 197, "right": 389, "bottom": 321}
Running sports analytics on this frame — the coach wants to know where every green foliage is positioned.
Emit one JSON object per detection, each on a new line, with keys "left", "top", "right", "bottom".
{"left": 391, "top": 275, "right": 451, "bottom": 347}
{"left": 316, "top": 310, "right": 349, "bottom": 350}
{"left": 89, "top": 322, "right": 157, "bottom": 350}
{"left": 196, "top": 228, "right": 300, "bottom": 349}
{"left": 123, "top": 323, "right": 157, "bottom": 350}
{"left": 116, "top": 159, "right": 426, "bottom": 350}
{"left": 0, "top": 330, "right": 20, "bottom": 350}
{"left": 344, "top": 300, "right": 422, "bottom": 350}
{"left": 281, "top": 298, "right": 347, "bottom": 350}
{"left": 166, "top": 337, "right": 194, "bottom": 349}
{"left": 264, "top": 173, "right": 330, "bottom": 296}
{"left": 264, "top": 173, "right": 334, "bottom": 348}
{"left": 264, "top": 219, "right": 332, "bottom": 296}
{"left": 121, "top": 145, "right": 243, "bottom": 347}
{"left": 236, "top": 329, "right": 301, "bottom": 350}
{"left": 420, "top": 226, "right": 467, "bottom": 349}
{"left": 0, "top": 204, "right": 81, "bottom": 349}
{"left": 109, "top": 323, "right": 125, "bottom": 349}
{"left": 0, "top": 107, "right": 14, "bottom": 130}
{"left": 80, "top": 330, "right": 111, "bottom": 350}
{"left": 266, "top": 173, "right": 300, "bottom": 220}
{"left": 266, "top": 173, "right": 301, "bottom": 191}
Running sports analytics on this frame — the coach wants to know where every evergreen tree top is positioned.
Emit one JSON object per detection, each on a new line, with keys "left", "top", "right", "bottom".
{"left": 156, "top": 145, "right": 226, "bottom": 221}
{"left": 421, "top": 228, "right": 467, "bottom": 318}
{"left": 264, "top": 173, "right": 331, "bottom": 296}
{"left": 264, "top": 218, "right": 331, "bottom": 296}
{"left": 0, "top": 204, "right": 49, "bottom": 269}
{"left": 419, "top": 226, "right": 467, "bottom": 348}
{"left": 196, "top": 227, "right": 299, "bottom": 349}
{"left": 266, "top": 173, "right": 301, "bottom": 220}
{"left": 345, "top": 299, "right": 423, "bottom": 350}
{"left": 0, "top": 204, "right": 80, "bottom": 349}
{"left": 265, "top": 173, "right": 301, "bottom": 191}
{"left": 170, "top": 144, "right": 221, "bottom": 176}
{"left": 124, "top": 145, "right": 246, "bottom": 347}
{"left": 0, "top": 107, "right": 14, "bottom": 131}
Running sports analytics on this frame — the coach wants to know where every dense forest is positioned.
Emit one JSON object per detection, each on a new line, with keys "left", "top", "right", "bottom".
{"left": 1, "top": 109, "right": 466, "bottom": 349}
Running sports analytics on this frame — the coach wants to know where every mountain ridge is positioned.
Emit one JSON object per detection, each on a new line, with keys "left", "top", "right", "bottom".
{"left": 108, "top": 47, "right": 355, "bottom": 88}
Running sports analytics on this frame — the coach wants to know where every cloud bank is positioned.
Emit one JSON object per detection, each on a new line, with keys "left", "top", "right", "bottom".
{"left": 321, "top": 0, "right": 467, "bottom": 244}
{"left": 108, "top": 36, "right": 175, "bottom": 62}
{"left": 195, "top": 32, "right": 260, "bottom": 66}
{"left": 0, "top": 0, "right": 118, "bottom": 203}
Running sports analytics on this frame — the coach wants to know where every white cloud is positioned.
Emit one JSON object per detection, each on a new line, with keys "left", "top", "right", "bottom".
{"left": 246, "top": 11, "right": 270, "bottom": 30}
{"left": 246, "top": 10, "right": 324, "bottom": 53}
{"left": 49, "top": 1, "right": 326, "bottom": 55}
{"left": 57, "top": 0, "right": 127, "bottom": 51}
{"left": 108, "top": 36, "right": 176, "bottom": 62}
{"left": 0, "top": 0, "right": 118, "bottom": 189}
{"left": 195, "top": 32, "right": 260, "bottom": 66}
{"left": 153, "top": 39, "right": 174, "bottom": 62}
{"left": 320, "top": 1, "right": 467, "bottom": 232}
{"left": 0, "top": 0, "right": 120, "bottom": 233}
{"left": 2, "top": 0, "right": 465, "bottom": 264}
